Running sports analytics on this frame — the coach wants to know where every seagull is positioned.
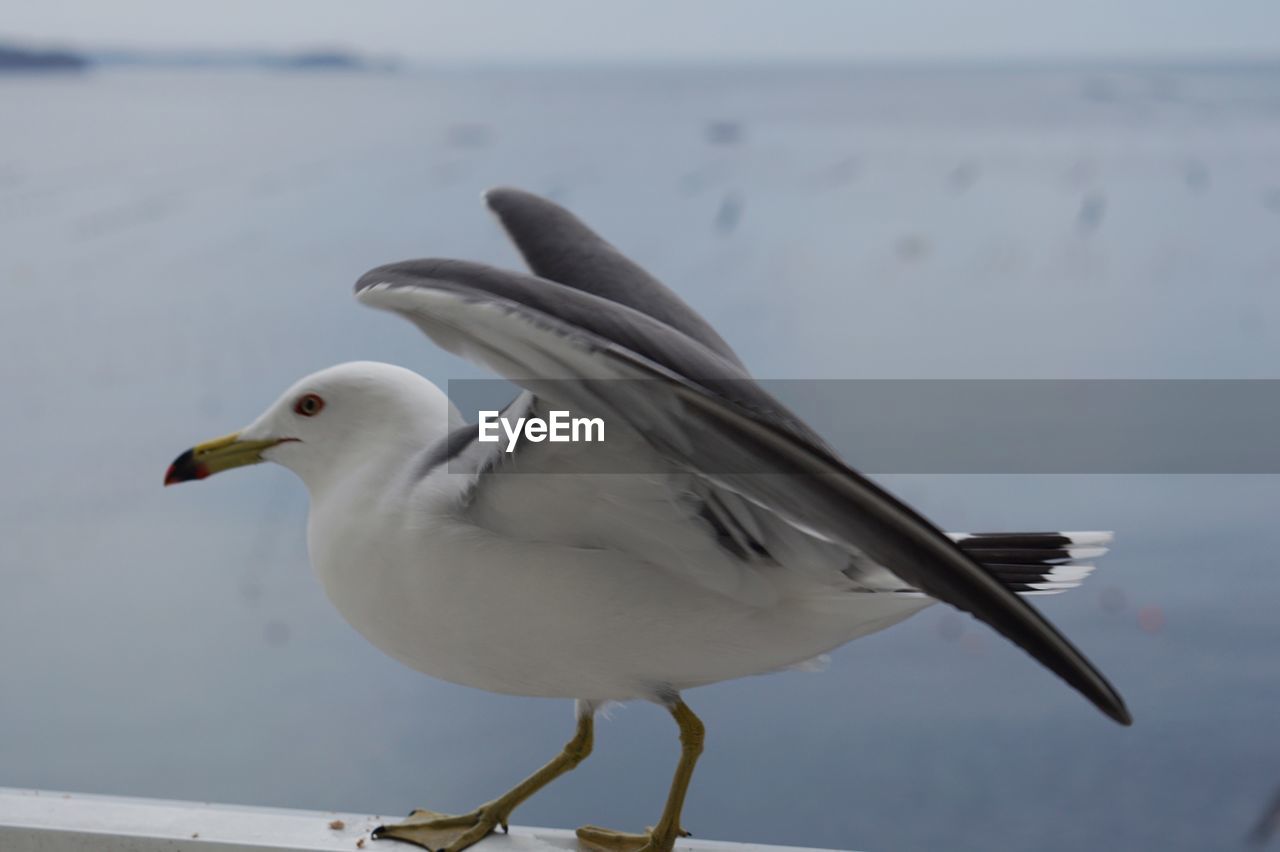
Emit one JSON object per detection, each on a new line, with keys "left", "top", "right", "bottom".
{"left": 165, "top": 188, "right": 1130, "bottom": 852}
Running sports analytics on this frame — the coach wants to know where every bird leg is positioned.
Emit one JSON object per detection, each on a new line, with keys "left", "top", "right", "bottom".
{"left": 577, "top": 699, "right": 704, "bottom": 852}
{"left": 373, "top": 704, "right": 595, "bottom": 852}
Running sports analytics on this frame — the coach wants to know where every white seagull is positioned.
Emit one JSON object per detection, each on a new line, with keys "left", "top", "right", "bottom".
{"left": 166, "top": 188, "right": 1129, "bottom": 852}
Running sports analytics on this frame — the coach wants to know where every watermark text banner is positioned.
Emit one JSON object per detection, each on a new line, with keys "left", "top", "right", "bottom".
{"left": 446, "top": 379, "right": 1280, "bottom": 473}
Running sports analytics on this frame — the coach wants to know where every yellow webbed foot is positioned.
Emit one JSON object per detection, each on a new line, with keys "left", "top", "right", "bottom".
{"left": 374, "top": 706, "right": 597, "bottom": 851}
{"left": 373, "top": 805, "right": 509, "bottom": 852}
{"left": 576, "top": 823, "right": 691, "bottom": 852}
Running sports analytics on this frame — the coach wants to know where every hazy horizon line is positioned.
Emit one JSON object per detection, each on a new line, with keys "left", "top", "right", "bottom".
{"left": 4, "top": 33, "right": 1280, "bottom": 70}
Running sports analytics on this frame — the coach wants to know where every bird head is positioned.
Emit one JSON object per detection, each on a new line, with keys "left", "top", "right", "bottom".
{"left": 165, "top": 361, "right": 457, "bottom": 493}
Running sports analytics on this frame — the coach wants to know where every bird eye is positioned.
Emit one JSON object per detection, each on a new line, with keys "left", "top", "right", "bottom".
{"left": 294, "top": 393, "right": 325, "bottom": 417}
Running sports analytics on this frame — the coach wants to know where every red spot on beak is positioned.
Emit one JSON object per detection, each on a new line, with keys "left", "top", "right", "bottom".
{"left": 164, "top": 448, "right": 207, "bottom": 486}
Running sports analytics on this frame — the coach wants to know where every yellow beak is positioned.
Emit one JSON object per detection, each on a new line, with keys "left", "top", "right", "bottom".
{"left": 164, "top": 432, "right": 289, "bottom": 485}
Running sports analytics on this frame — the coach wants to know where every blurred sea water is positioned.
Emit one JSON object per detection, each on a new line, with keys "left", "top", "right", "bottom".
{"left": 1, "top": 64, "right": 1280, "bottom": 851}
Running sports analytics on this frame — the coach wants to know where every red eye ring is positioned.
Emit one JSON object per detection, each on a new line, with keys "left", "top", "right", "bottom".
{"left": 294, "top": 393, "right": 325, "bottom": 417}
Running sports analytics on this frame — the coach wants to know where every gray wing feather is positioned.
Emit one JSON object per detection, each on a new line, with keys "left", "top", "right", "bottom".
{"left": 361, "top": 258, "right": 832, "bottom": 453}
{"left": 355, "top": 260, "right": 1131, "bottom": 726}
{"left": 485, "top": 188, "right": 746, "bottom": 369}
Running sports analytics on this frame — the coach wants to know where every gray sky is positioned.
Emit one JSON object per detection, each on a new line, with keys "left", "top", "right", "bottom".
{"left": 6, "top": 0, "right": 1280, "bottom": 63}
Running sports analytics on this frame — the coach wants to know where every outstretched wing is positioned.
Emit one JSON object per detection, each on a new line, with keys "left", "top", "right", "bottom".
{"left": 354, "top": 258, "right": 1131, "bottom": 726}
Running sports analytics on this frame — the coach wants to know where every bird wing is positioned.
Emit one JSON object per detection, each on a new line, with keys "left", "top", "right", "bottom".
{"left": 354, "top": 258, "right": 1130, "bottom": 726}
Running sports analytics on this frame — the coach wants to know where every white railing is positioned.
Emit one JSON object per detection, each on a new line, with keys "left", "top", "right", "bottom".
{"left": 0, "top": 787, "right": 848, "bottom": 852}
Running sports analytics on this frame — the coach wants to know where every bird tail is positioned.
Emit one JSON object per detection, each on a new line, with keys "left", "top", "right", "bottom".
{"left": 947, "top": 531, "right": 1112, "bottom": 596}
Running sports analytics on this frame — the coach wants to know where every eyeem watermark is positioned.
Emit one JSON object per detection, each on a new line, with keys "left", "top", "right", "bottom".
{"left": 478, "top": 409, "right": 605, "bottom": 452}
{"left": 449, "top": 378, "right": 1280, "bottom": 473}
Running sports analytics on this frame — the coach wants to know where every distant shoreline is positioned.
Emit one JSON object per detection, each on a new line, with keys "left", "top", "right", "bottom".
{"left": 0, "top": 40, "right": 399, "bottom": 74}
{"left": 0, "top": 43, "right": 87, "bottom": 72}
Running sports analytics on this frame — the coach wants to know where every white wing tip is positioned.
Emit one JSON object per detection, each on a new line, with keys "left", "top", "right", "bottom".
{"left": 1061, "top": 531, "right": 1114, "bottom": 547}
